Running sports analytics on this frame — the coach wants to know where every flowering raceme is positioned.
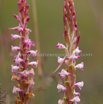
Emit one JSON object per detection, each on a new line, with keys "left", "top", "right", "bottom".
{"left": 10, "top": 0, "right": 38, "bottom": 104}
{"left": 55, "top": 0, "right": 84, "bottom": 104}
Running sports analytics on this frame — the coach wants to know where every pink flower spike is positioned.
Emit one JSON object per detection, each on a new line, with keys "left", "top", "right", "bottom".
{"left": 11, "top": 65, "right": 19, "bottom": 74}
{"left": 29, "top": 61, "right": 38, "bottom": 68}
{"left": 75, "top": 62, "right": 84, "bottom": 72}
{"left": 58, "top": 57, "right": 64, "bottom": 65}
{"left": 69, "top": 96, "right": 80, "bottom": 103}
{"left": 11, "top": 34, "right": 21, "bottom": 42}
{"left": 73, "top": 47, "right": 82, "bottom": 55}
{"left": 27, "top": 50, "right": 37, "bottom": 59}
{"left": 11, "top": 46, "right": 20, "bottom": 54}
{"left": 75, "top": 81, "right": 84, "bottom": 91}
{"left": 56, "top": 43, "right": 66, "bottom": 49}
{"left": 57, "top": 84, "right": 66, "bottom": 93}
{"left": 12, "top": 86, "right": 24, "bottom": 96}
{"left": 58, "top": 69, "right": 71, "bottom": 79}
{"left": 74, "top": 90, "right": 80, "bottom": 96}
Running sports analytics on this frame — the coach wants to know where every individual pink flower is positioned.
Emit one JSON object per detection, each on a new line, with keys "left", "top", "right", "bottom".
{"left": 75, "top": 81, "right": 84, "bottom": 90}
{"left": 22, "top": 39, "right": 35, "bottom": 50}
{"left": 18, "top": 70, "right": 29, "bottom": 78}
{"left": 26, "top": 28, "right": 32, "bottom": 34}
{"left": 12, "top": 86, "right": 24, "bottom": 96}
{"left": 74, "top": 90, "right": 80, "bottom": 96}
{"left": 58, "top": 69, "right": 71, "bottom": 79}
{"left": 13, "top": 14, "right": 20, "bottom": 22}
{"left": 29, "top": 68, "right": 35, "bottom": 78}
{"left": 28, "top": 61, "right": 38, "bottom": 68}
{"left": 11, "top": 34, "right": 21, "bottom": 42}
{"left": 56, "top": 43, "right": 67, "bottom": 49}
{"left": 57, "top": 84, "right": 66, "bottom": 93}
{"left": 69, "top": 96, "right": 80, "bottom": 103}
{"left": 29, "top": 78, "right": 35, "bottom": 88}
{"left": 18, "top": 70, "right": 34, "bottom": 78}
{"left": 25, "top": 17, "right": 30, "bottom": 23}
{"left": 58, "top": 99, "right": 64, "bottom": 104}
{"left": 11, "top": 74, "right": 19, "bottom": 81}
{"left": 11, "top": 46, "right": 20, "bottom": 54}
{"left": 62, "top": 34, "right": 65, "bottom": 37}
{"left": 73, "top": 47, "right": 82, "bottom": 55}
{"left": 58, "top": 57, "right": 64, "bottom": 65}
{"left": 67, "top": 53, "right": 80, "bottom": 60}
{"left": 13, "top": 56, "right": 25, "bottom": 66}
{"left": 11, "top": 65, "right": 19, "bottom": 74}
{"left": 10, "top": 26, "right": 23, "bottom": 32}
{"left": 27, "top": 50, "right": 37, "bottom": 59}
{"left": 75, "top": 62, "right": 84, "bottom": 72}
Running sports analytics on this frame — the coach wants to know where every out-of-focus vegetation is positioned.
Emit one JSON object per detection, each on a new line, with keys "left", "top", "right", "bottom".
{"left": 0, "top": 0, "right": 103, "bottom": 104}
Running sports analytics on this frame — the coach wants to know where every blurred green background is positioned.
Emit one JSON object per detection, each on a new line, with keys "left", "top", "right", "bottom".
{"left": 0, "top": 0, "right": 103, "bottom": 104}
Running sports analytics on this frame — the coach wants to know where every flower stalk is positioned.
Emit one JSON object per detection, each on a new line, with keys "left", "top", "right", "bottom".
{"left": 32, "top": 0, "right": 43, "bottom": 78}
{"left": 55, "top": 0, "right": 84, "bottom": 104}
{"left": 10, "top": 0, "right": 38, "bottom": 104}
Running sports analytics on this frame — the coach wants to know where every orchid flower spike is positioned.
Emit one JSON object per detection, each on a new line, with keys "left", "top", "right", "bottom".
{"left": 11, "top": 0, "right": 37, "bottom": 103}
{"left": 55, "top": 0, "right": 84, "bottom": 103}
